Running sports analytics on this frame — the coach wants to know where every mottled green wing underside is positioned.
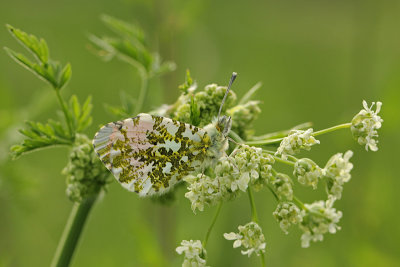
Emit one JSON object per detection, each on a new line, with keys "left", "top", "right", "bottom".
{"left": 93, "top": 113, "right": 211, "bottom": 196}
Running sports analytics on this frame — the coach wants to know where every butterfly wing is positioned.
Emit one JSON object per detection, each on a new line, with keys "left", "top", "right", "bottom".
{"left": 93, "top": 113, "right": 210, "bottom": 196}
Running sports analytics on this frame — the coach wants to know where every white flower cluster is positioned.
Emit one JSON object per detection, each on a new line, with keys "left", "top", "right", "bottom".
{"left": 351, "top": 100, "right": 383, "bottom": 151}
{"left": 324, "top": 151, "right": 353, "bottom": 199}
{"left": 224, "top": 222, "right": 266, "bottom": 257}
{"left": 275, "top": 129, "right": 320, "bottom": 160}
{"left": 273, "top": 202, "right": 304, "bottom": 234}
{"left": 293, "top": 158, "right": 324, "bottom": 189}
{"left": 268, "top": 173, "right": 293, "bottom": 200}
{"left": 229, "top": 145, "right": 275, "bottom": 191}
{"left": 176, "top": 240, "right": 208, "bottom": 267}
{"left": 299, "top": 196, "right": 342, "bottom": 248}
{"left": 184, "top": 145, "right": 275, "bottom": 213}
{"left": 184, "top": 174, "right": 221, "bottom": 213}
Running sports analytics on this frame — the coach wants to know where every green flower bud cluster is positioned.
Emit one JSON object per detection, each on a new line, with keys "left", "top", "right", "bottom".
{"left": 62, "top": 134, "right": 111, "bottom": 202}
{"left": 172, "top": 83, "right": 237, "bottom": 127}
{"left": 273, "top": 202, "right": 304, "bottom": 234}
{"left": 176, "top": 240, "right": 208, "bottom": 267}
{"left": 227, "top": 100, "right": 261, "bottom": 139}
{"left": 351, "top": 100, "right": 383, "bottom": 151}
{"left": 224, "top": 221, "right": 266, "bottom": 257}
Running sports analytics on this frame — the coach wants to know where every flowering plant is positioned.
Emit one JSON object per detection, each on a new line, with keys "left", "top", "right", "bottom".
{"left": 5, "top": 17, "right": 383, "bottom": 267}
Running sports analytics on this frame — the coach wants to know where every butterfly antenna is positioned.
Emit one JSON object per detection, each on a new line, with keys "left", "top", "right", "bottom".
{"left": 218, "top": 72, "right": 237, "bottom": 121}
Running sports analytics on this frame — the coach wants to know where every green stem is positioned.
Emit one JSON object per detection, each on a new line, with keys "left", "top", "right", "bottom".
{"left": 229, "top": 130, "right": 245, "bottom": 144}
{"left": 55, "top": 89, "right": 73, "bottom": 138}
{"left": 50, "top": 193, "right": 99, "bottom": 267}
{"left": 266, "top": 184, "right": 279, "bottom": 202}
{"left": 312, "top": 123, "right": 352, "bottom": 136}
{"left": 247, "top": 186, "right": 259, "bottom": 222}
{"left": 245, "top": 138, "right": 283, "bottom": 146}
{"left": 263, "top": 152, "right": 295, "bottom": 166}
{"left": 202, "top": 201, "right": 223, "bottom": 248}
{"left": 292, "top": 196, "right": 306, "bottom": 211}
{"left": 247, "top": 187, "right": 265, "bottom": 267}
{"left": 246, "top": 122, "right": 352, "bottom": 146}
{"left": 249, "top": 122, "right": 313, "bottom": 141}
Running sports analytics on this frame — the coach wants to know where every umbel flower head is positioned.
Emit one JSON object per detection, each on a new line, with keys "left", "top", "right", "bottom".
{"left": 299, "top": 195, "right": 342, "bottom": 248}
{"left": 275, "top": 129, "right": 320, "bottom": 160}
{"left": 273, "top": 202, "right": 304, "bottom": 234}
{"left": 184, "top": 145, "right": 275, "bottom": 213}
{"left": 293, "top": 158, "right": 324, "bottom": 189}
{"left": 224, "top": 221, "right": 266, "bottom": 257}
{"left": 268, "top": 172, "right": 293, "bottom": 200}
{"left": 324, "top": 150, "right": 353, "bottom": 199}
{"left": 184, "top": 174, "right": 221, "bottom": 213}
{"left": 62, "top": 134, "right": 111, "bottom": 202}
{"left": 176, "top": 240, "right": 208, "bottom": 267}
{"left": 351, "top": 100, "right": 383, "bottom": 151}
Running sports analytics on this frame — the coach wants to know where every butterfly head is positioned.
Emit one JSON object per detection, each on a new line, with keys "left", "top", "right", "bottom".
{"left": 216, "top": 115, "right": 232, "bottom": 136}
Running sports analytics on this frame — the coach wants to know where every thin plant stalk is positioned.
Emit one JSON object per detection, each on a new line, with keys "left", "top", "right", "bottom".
{"left": 203, "top": 201, "right": 223, "bottom": 248}
{"left": 50, "top": 192, "right": 99, "bottom": 267}
{"left": 247, "top": 187, "right": 266, "bottom": 267}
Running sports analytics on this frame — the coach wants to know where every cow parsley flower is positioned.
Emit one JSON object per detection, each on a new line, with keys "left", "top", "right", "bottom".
{"left": 176, "top": 240, "right": 208, "bottom": 267}
{"left": 351, "top": 100, "right": 383, "bottom": 151}
{"left": 224, "top": 222, "right": 266, "bottom": 257}
{"left": 299, "top": 196, "right": 342, "bottom": 248}
{"left": 184, "top": 145, "right": 276, "bottom": 213}
{"left": 324, "top": 151, "right": 353, "bottom": 199}
{"left": 276, "top": 129, "right": 320, "bottom": 160}
{"left": 293, "top": 158, "right": 324, "bottom": 189}
{"left": 184, "top": 174, "right": 221, "bottom": 213}
{"left": 268, "top": 173, "right": 293, "bottom": 200}
{"left": 231, "top": 145, "right": 274, "bottom": 191}
{"left": 273, "top": 202, "right": 304, "bottom": 234}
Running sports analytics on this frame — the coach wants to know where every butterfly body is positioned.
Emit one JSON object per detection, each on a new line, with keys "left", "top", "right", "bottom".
{"left": 93, "top": 113, "right": 230, "bottom": 196}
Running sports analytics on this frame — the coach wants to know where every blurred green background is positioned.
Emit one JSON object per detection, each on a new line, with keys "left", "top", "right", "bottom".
{"left": 1, "top": 0, "right": 399, "bottom": 266}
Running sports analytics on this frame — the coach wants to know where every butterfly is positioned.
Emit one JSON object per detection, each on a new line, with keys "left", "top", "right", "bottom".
{"left": 92, "top": 73, "right": 237, "bottom": 197}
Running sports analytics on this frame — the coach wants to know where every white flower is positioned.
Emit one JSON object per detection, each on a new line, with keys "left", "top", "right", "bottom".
{"left": 269, "top": 173, "right": 293, "bottom": 200}
{"left": 323, "top": 151, "right": 353, "bottom": 199}
{"left": 224, "top": 222, "right": 266, "bottom": 257}
{"left": 176, "top": 240, "right": 208, "bottom": 267}
{"left": 299, "top": 195, "right": 342, "bottom": 248}
{"left": 276, "top": 129, "right": 320, "bottom": 160}
{"left": 293, "top": 158, "right": 324, "bottom": 189}
{"left": 184, "top": 174, "right": 221, "bottom": 213}
{"left": 351, "top": 100, "right": 383, "bottom": 151}
{"left": 184, "top": 145, "right": 275, "bottom": 213}
{"left": 273, "top": 202, "right": 304, "bottom": 234}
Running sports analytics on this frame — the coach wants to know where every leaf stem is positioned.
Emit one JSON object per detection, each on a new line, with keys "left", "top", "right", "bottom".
{"left": 202, "top": 201, "right": 223, "bottom": 248}
{"left": 50, "top": 193, "right": 99, "bottom": 267}
{"left": 55, "top": 89, "right": 73, "bottom": 138}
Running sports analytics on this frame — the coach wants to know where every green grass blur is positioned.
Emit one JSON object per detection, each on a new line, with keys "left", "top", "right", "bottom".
{"left": 1, "top": 0, "right": 399, "bottom": 266}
